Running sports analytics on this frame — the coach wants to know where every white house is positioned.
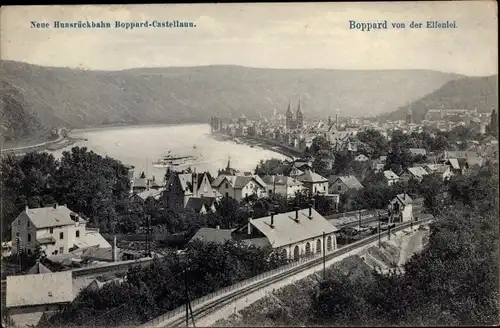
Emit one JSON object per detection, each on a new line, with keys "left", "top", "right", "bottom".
{"left": 211, "top": 174, "right": 268, "bottom": 201}
{"left": 262, "top": 175, "right": 307, "bottom": 198}
{"left": 296, "top": 169, "right": 329, "bottom": 195}
{"left": 11, "top": 204, "right": 111, "bottom": 257}
{"left": 389, "top": 193, "right": 413, "bottom": 222}
{"left": 383, "top": 170, "right": 400, "bottom": 186}
{"left": 236, "top": 207, "right": 339, "bottom": 261}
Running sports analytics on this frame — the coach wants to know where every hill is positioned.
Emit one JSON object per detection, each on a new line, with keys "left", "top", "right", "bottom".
{"left": 1, "top": 60, "right": 462, "bottom": 143}
{"left": 380, "top": 75, "right": 498, "bottom": 123}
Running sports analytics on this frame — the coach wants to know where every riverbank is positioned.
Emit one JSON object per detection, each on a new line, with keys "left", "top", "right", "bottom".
{"left": 211, "top": 132, "right": 302, "bottom": 160}
{"left": 1, "top": 136, "right": 86, "bottom": 156}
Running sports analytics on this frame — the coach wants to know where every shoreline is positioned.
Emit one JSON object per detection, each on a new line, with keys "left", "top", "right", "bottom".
{"left": 70, "top": 121, "right": 208, "bottom": 134}
{"left": 212, "top": 132, "right": 302, "bottom": 160}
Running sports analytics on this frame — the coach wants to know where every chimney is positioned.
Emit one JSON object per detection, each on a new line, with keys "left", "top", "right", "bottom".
{"left": 112, "top": 236, "right": 117, "bottom": 262}
{"left": 25, "top": 205, "right": 29, "bottom": 211}
{"left": 53, "top": 203, "right": 57, "bottom": 209}
{"left": 247, "top": 210, "right": 253, "bottom": 235}
{"left": 308, "top": 203, "right": 312, "bottom": 217}
{"left": 295, "top": 207, "right": 299, "bottom": 220}
{"left": 216, "top": 225, "right": 220, "bottom": 230}
{"left": 403, "top": 193, "right": 406, "bottom": 200}
{"left": 270, "top": 212, "right": 275, "bottom": 228}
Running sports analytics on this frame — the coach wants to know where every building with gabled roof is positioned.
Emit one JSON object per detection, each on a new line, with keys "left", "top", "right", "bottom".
{"left": 233, "top": 207, "right": 339, "bottom": 261}
{"left": 296, "top": 169, "right": 329, "bottom": 195}
{"left": 383, "top": 170, "right": 400, "bottom": 186}
{"left": 329, "top": 175, "right": 364, "bottom": 195}
{"left": 262, "top": 175, "right": 306, "bottom": 198}
{"left": 389, "top": 193, "right": 414, "bottom": 222}
{"left": 211, "top": 174, "right": 267, "bottom": 201}
{"left": 164, "top": 171, "right": 221, "bottom": 211}
{"left": 399, "top": 166, "right": 429, "bottom": 183}
{"left": 6, "top": 271, "right": 73, "bottom": 325}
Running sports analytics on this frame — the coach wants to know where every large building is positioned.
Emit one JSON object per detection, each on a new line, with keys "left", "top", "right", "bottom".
{"left": 424, "top": 108, "right": 478, "bottom": 121}
{"left": 10, "top": 204, "right": 111, "bottom": 257}
{"left": 233, "top": 207, "right": 339, "bottom": 261}
{"left": 286, "top": 101, "right": 304, "bottom": 131}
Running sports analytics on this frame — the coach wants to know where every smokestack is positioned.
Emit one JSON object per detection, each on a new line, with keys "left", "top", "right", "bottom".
{"left": 112, "top": 236, "right": 117, "bottom": 262}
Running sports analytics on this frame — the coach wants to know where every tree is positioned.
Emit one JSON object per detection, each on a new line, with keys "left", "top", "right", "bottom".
{"left": 312, "top": 150, "right": 332, "bottom": 177}
{"left": 254, "top": 158, "right": 285, "bottom": 177}
{"left": 356, "top": 129, "right": 388, "bottom": 159}
{"left": 310, "top": 136, "right": 331, "bottom": 155}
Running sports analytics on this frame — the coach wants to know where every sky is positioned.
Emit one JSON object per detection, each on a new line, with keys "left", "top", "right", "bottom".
{"left": 1, "top": 2, "right": 498, "bottom": 76}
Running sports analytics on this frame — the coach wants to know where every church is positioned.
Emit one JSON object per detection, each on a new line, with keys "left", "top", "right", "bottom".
{"left": 286, "top": 101, "right": 304, "bottom": 131}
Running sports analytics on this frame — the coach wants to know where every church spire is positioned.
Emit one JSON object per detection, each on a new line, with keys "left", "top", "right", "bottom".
{"left": 286, "top": 101, "right": 292, "bottom": 114}
{"left": 296, "top": 100, "right": 302, "bottom": 114}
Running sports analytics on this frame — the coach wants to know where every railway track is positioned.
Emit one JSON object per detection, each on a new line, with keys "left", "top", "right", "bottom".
{"left": 147, "top": 216, "right": 433, "bottom": 328}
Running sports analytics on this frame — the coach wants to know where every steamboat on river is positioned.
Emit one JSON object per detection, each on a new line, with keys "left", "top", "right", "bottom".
{"left": 152, "top": 147, "right": 199, "bottom": 168}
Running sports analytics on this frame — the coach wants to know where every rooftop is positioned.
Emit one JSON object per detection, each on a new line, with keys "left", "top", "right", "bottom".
{"left": 6, "top": 271, "right": 73, "bottom": 308}
{"left": 19, "top": 205, "right": 85, "bottom": 229}
{"left": 250, "top": 208, "right": 338, "bottom": 248}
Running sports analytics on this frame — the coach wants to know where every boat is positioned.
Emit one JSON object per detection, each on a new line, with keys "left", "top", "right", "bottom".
{"left": 152, "top": 151, "right": 198, "bottom": 168}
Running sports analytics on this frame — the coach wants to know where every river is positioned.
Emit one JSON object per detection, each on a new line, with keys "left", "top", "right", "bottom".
{"left": 47, "top": 124, "right": 286, "bottom": 181}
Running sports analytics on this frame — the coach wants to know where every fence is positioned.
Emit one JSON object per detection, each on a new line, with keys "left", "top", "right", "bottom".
{"left": 141, "top": 251, "right": 325, "bottom": 327}
{"left": 142, "top": 217, "right": 433, "bottom": 327}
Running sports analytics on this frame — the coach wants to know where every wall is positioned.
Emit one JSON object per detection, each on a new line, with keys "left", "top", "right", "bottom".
{"left": 215, "top": 179, "right": 236, "bottom": 199}
{"left": 278, "top": 232, "right": 338, "bottom": 260}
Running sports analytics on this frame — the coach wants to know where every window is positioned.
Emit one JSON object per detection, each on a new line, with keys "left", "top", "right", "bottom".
{"left": 27, "top": 221, "right": 30, "bottom": 227}
{"left": 18, "top": 220, "right": 20, "bottom": 225}
{"left": 245, "top": 193, "right": 248, "bottom": 198}
{"left": 59, "top": 232, "right": 64, "bottom": 240}
{"left": 27, "top": 249, "right": 32, "bottom": 255}
{"left": 337, "top": 185, "right": 341, "bottom": 191}
{"left": 76, "top": 230, "right": 80, "bottom": 238}
{"left": 225, "top": 192, "right": 229, "bottom": 198}
{"left": 59, "top": 247, "right": 64, "bottom": 254}
{"left": 27, "top": 233, "right": 31, "bottom": 242}
{"left": 225, "top": 183, "right": 229, "bottom": 189}
{"left": 49, "top": 228, "right": 53, "bottom": 234}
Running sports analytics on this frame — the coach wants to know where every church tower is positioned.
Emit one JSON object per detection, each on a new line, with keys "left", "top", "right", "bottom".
{"left": 286, "top": 101, "right": 294, "bottom": 131}
{"left": 296, "top": 100, "right": 304, "bottom": 129}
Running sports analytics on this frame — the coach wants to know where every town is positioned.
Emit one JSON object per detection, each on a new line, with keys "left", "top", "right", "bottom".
{"left": 1, "top": 102, "right": 498, "bottom": 328}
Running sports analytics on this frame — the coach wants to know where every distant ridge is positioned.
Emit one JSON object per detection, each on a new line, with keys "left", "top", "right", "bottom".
{"left": 381, "top": 75, "right": 498, "bottom": 123}
{"left": 1, "top": 60, "right": 464, "bottom": 142}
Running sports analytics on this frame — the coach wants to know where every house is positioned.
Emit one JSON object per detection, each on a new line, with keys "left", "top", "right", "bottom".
{"left": 163, "top": 172, "right": 220, "bottom": 211}
{"left": 354, "top": 154, "right": 369, "bottom": 162}
{"left": 131, "top": 178, "right": 150, "bottom": 193}
{"left": 383, "top": 170, "right": 400, "bottom": 186}
{"left": 262, "top": 175, "right": 306, "bottom": 198}
{"left": 328, "top": 176, "right": 364, "bottom": 195}
{"left": 445, "top": 158, "right": 470, "bottom": 176}
{"left": 389, "top": 194, "right": 413, "bottom": 222}
{"left": 10, "top": 204, "right": 111, "bottom": 257}
{"left": 211, "top": 174, "right": 267, "bottom": 201}
{"left": 233, "top": 207, "right": 339, "bottom": 261}
{"left": 408, "top": 148, "right": 427, "bottom": 157}
{"left": 423, "top": 164, "right": 453, "bottom": 181}
{"left": 399, "top": 166, "right": 429, "bottom": 183}
{"left": 296, "top": 169, "right": 329, "bottom": 195}
{"left": 6, "top": 271, "right": 73, "bottom": 327}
